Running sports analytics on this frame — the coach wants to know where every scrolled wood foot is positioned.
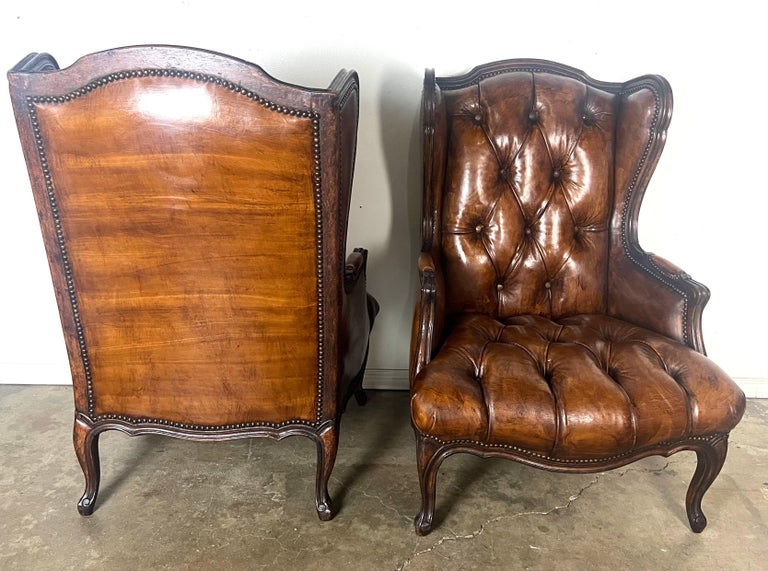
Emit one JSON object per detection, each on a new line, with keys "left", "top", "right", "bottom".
{"left": 73, "top": 417, "right": 100, "bottom": 516}
{"left": 414, "top": 511, "right": 434, "bottom": 536}
{"left": 685, "top": 434, "right": 728, "bottom": 533}
{"left": 316, "top": 500, "right": 333, "bottom": 522}
{"left": 314, "top": 424, "right": 339, "bottom": 521}
{"left": 414, "top": 434, "right": 442, "bottom": 536}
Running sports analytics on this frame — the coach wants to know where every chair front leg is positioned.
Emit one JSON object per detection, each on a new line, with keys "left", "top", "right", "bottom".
{"left": 686, "top": 433, "right": 728, "bottom": 533}
{"left": 414, "top": 433, "right": 443, "bottom": 536}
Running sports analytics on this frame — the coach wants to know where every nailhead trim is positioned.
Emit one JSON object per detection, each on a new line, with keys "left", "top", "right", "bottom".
{"left": 27, "top": 101, "right": 96, "bottom": 414}
{"left": 619, "top": 82, "right": 690, "bottom": 345}
{"left": 26, "top": 68, "right": 325, "bottom": 427}
{"left": 423, "top": 432, "right": 726, "bottom": 464}
{"left": 312, "top": 116, "right": 325, "bottom": 423}
{"left": 93, "top": 414, "right": 319, "bottom": 430}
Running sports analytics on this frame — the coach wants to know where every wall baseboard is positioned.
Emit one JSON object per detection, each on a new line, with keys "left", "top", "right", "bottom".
{"left": 364, "top": 369, "right": 768, "bottom": 399}
{"left": 736, "top": 378, "right": 768, "bottom": 399}
{"left": 0, "top": 363, "right": 71, "bottom": 385}
{"left": 362, "top": 368, "right": 409, "bottom": 391}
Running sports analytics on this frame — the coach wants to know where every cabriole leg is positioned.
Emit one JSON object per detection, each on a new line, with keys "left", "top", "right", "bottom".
{"left": 314, "top": 424, "right": 339, "bottom": 521}
{"left": 414, "top": 434, "right": 442, "bottom": 536}
{"left": 73, "top": 417, "right": 100, "bottom": 516}
{"left": 686, "top": 434, "right": 728, "bottom": 533}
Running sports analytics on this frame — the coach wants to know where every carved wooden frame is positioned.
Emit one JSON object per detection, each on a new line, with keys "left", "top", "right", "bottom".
{"left": 413, "top": 431, "right": 728, "bottom": 535}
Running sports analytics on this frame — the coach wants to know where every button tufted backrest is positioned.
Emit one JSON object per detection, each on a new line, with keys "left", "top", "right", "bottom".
{"left": 433, "top": 62, "right": 637, "bottom": 321}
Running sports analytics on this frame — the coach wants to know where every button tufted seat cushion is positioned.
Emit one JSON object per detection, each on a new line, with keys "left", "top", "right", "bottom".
{"left": 411, "top": 313, "right": 745, "bottom": 461}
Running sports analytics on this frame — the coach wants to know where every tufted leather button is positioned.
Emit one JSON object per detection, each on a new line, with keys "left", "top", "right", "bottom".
{"left": 544, "top": 281, "right": 552, "bottom": 289}
{"left": 552, "top": 169, "right": 561, "bottom": 180}
{"left": 475, "top": 223, "right": 484, "bottom": 233}
{"left": 524, "top": 227, "right": 532, "bottom": 236}
{"left": 497, "top": 283, "right": 504, "bottom": 291}
{"left": 473, "top": 114, "right": 482, "bottom": 123}
{"left": 528, "top": 110, "right": 537, "bottom": 123}
{"left": 581, "top": 106, "right": 598, "bottom": 126}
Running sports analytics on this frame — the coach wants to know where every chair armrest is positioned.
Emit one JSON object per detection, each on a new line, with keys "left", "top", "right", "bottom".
{"left": 409, "top": 251, "right": 446, "bottom": 383}
{"left": 608, "top": 249, "right": 710, "bottom": 353}
{"left": 344, "top": 248, "right": 366, "bottom": 293}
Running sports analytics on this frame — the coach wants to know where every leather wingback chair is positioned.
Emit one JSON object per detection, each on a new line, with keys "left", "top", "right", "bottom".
{"left": 410, "top": 59, "right": 745, "bottom": 535}
{"left": 8, "top": 45, "right": 378, "bottom": 520}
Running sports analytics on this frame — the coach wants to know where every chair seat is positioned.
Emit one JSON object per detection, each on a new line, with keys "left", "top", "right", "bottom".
{"left": 411, "top": 313, "right": 745, "bottom": 460}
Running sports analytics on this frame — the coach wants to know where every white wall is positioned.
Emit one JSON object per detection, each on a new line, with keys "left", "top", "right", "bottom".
{"left": 2, "top": 0, "right": 767, "bottom": 394}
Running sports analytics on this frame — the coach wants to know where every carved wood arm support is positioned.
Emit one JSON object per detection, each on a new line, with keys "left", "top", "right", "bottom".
{"left": 410, "top": 251, "right": 445, "bottom": 383}
{"left": 343, "top": 248, "right": 367, "bottom": 293}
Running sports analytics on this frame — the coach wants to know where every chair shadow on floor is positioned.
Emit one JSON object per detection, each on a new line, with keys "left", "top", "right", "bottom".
{"left": 88, "top": 434, "right": 163, "bottom": 510}
{"left": 329, "top": 390, "right": 413, "bottom": 515}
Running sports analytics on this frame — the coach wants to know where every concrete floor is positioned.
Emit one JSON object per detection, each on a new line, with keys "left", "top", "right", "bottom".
{"left": 0, "top": 385, "right": 765, "bottom": 570}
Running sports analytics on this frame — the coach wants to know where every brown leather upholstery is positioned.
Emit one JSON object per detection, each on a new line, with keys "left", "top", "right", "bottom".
{"left": 412, "top": 313, "right": 743, "bottom": 456}
{"left": 8, "top": 46, "right": 378, "bottom": 520}
{"left": 410, "top": 59, "right": 745, "bottom": 535}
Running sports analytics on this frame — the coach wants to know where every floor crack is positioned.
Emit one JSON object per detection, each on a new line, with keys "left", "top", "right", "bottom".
{"left": 396, "top": 474, "right": 602, "bottom": 570}
{"left": 360, "top": 489, "right": 414, "bottom": 524}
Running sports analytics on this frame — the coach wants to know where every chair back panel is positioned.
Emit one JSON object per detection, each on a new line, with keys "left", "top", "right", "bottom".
{"left": 438, "top": 70, "right": 620, "bottom": 319}
{"left": 18, "top": 66, "right": 321, "bottom": 425}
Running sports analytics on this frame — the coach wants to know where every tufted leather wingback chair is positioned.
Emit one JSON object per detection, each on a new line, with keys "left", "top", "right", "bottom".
{"left": 8, "top": 45, "right": 378, "bottom": 520}
{"left": 410, "top": 59, "right": 745, "bottom": 535}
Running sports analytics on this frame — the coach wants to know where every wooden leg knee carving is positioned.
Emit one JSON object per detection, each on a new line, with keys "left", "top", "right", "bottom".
{"left": 686, "top": 434, "right": 728, "bottom": 533}
{"left": 73, "top": 418, "right": 100, "bottom": 516}
{"left": 315, "top": 424, "right": 339, "bottom": 521}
